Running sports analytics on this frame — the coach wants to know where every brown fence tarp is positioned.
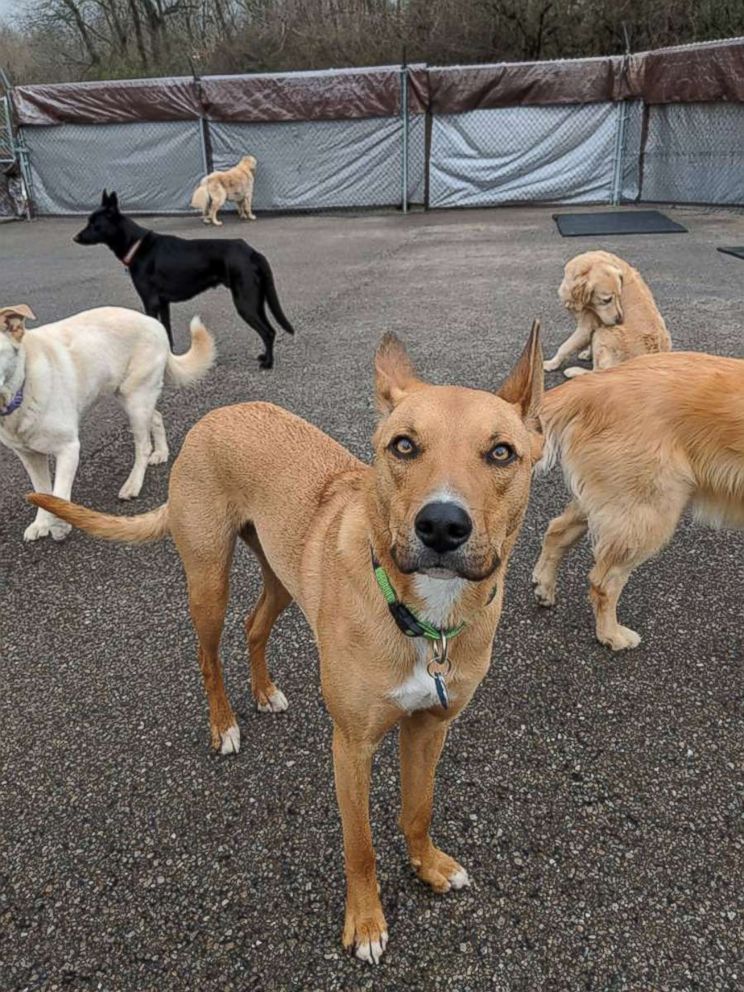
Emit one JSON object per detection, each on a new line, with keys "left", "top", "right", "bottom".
{"left": 11, "top": 38, "right": 744, "bottom": 126}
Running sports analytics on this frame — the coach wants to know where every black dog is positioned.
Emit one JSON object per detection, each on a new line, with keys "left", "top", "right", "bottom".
{"left": 74, "top": 191, "right": 295, "bottom": 368}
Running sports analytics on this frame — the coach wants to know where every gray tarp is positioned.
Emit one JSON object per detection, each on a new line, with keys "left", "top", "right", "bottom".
{"left": 641, "top": 102, "right": 744, "bottom": 204}
{"left": 210, "top": 116, "right": 424, "bottom": 211}
{"left": 429, "top": 103, "right": 621, "bottom": 208}
{"left": 24, "top": 121, "right": 204, "bottom": 214}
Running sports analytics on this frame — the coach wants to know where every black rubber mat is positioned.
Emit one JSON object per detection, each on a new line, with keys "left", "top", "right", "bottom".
{"left": 553, "top": 210, "right": 688, "bottom": 237}
{"left": 717, "top": 246, "right": 744, "bottom": 260}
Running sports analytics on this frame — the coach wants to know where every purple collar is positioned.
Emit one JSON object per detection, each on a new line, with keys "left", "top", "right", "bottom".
{"left": 0, "top": 381, "right": 24, "bottom": 416}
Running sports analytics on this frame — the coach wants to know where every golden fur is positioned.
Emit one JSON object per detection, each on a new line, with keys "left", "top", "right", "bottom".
{"left": 29, "top": 326, "right": 544, "bottom": 964}
{"left": 533, "top": 351, "right": 744, "bottom": 650}
{"left": 544, "top": 250, "right": 671, "bottom": 378}
{"left": 190, "top": 154, "right": 257, "bottom": 226}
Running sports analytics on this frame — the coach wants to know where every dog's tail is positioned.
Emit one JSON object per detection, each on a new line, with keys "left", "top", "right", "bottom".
{"left": 26, "top": 494, "right": 170, "bottom": 544}
{"left": 257, "top": 252, "right": 295, "bottom": 335}
{"left": 190, "top": 179, "right": 209, "bottom": 211}
{"left": 165, "top": 316, "right": 216, "bottom": 387}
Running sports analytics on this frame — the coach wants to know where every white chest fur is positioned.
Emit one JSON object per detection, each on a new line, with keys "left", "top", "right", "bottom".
{"left": 389, "top": 574, "right": 467, "bottom": 713}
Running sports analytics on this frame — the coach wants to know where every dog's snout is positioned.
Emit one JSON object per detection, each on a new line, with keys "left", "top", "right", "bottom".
{"left": 73, "top": 233, "right": 82, "bottom": 243}
{"left": 415, "top": 501, "right": 472, "bottom": 554}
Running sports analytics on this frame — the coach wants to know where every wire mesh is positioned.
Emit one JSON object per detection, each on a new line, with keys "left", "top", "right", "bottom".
{"left": 640, "top": 102, "right": 744, "bottom": 205}
{"left": 23, "top": 121, "right": 205, "bottom": 215}
{"left": 428, "top": 102, "right": 622, "bottom": 209}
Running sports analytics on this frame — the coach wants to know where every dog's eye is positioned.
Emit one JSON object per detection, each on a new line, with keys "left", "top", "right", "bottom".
{"left": 599, "top": 297, "right": 613, "bottom": 305}
{"left": 486, "top": 443, "right": 516, "bottom": 465}
{"left": 390, "top": 435, "right": 418, "bottom": 458}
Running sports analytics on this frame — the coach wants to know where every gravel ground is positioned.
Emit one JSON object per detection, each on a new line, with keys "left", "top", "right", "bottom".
{"left": 1, "top": 206, "right": 743, "bottom": 992}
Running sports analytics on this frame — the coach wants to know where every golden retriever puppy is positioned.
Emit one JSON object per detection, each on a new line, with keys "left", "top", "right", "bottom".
{"left": 532, "top": 352, "right": 744, "bottom": 650}
{"left": 190, "top": 155, "right": 257, "bottom": 226}
{"left": 544, "top": 250, "right": 671, "bottom": 378}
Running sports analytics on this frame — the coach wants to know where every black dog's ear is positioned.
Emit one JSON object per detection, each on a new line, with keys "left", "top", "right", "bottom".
{"left": 108, "top": 191, "right": 119, "bottom": 211}
{"left": 101, "top": 188, "right": 109, "bottom": 206}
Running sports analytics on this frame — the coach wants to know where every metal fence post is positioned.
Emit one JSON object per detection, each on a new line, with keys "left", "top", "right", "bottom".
{"left": 400, "top": 63, "right": 409, "bottom": 214}
{"left": 611, "top": 99, "right": 629, "bottom": 206}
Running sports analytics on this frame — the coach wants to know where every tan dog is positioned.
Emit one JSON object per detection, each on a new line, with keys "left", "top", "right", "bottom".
{"left": 29, "top": 325, "right": 544, "bottom": 964}
{"left": 190, "top": 154, "right": 257, "bottom": 226}
{"left": 532, "top": 351, "right": 744, "bottom": 650}
{"left": 544, "top": 250, "right": 671, "bottom": 377}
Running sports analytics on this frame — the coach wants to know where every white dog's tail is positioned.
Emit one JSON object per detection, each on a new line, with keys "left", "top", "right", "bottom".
{"left": 166, "top": 317, "right": 216, "bottom": 387}
{"left": 190, "top": 179, "right": 209, "bottom": 210}
{"left": 26, "top": 495, "right": 170, "bottom": 544}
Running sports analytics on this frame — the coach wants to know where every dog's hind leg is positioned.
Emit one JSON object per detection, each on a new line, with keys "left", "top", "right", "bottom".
{"left": 187, "top": 555, "right": 240, "bottom": 754}
{"left": 149, "top": 410, "right": 169, "bottom": 465}
{"left": 118, "top": 391, "right": 156, "bottom": 500}
{"left": 240, "top": 525, "right": 292, "bottom": 713}
{"left": 532, "top": 500, "right": 588, "bottom": 607}
{"left": 229, "top": 277, "right": 276, "bottom": 369}
{"left": 207, "top": 185, "right": 226, "bottom": 226}
{"left": 588, "top": 493, "right": 684, "bottom": 650}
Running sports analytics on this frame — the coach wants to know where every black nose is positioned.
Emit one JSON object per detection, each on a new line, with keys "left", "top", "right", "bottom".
{"left": 415, "top": 501, "right": 473, "bottom": 554}
{"left": 73, "top": 234, "right": 81, "bottom": 243}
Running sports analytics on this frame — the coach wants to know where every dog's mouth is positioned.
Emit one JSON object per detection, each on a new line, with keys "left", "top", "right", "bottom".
{"left": 391, "top": 544, "right": 500, "bottom": 583}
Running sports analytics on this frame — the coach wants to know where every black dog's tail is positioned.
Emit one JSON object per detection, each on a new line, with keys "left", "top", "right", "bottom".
{"left": 256, "top": 252, "right": 295, "bottom": 335}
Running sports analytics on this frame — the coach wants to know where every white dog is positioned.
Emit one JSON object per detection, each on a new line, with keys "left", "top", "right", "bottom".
{"left": 0, "top": 304, "right": 215, "bottom": 542}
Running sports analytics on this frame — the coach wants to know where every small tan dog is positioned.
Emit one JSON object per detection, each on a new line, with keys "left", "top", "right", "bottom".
{"left": 532, "top": 351, "right": 744, "bottom": 650}
{"left": 29, "top": 325, "right": 544, "bottom": 964}
{"left": 190, "top": 154, "right": 257, "bottom": 226}
{"left": 544, "top": 250, "right": 671, "bottom": 377}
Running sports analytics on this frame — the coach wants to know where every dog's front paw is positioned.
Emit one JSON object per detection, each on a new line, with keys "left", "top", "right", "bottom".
{"left": 532, "top": 573, "right": 556, "bottom": 608}
{"left": 564, "top": 366, "right": 591, "bottom": 378}
{"left": 148, "top": 449, "right": 168, "bottom": 465}
{"left": 218, "top": 723, "right": 241, "bottom": 755}
{"left": 343, "top": 906, "right": 388, "bottom": 965}
{"left": 578, "top": 347, "right": 591, "bottom": 360}
{"left": 598, "top": 625, "right": 641, "bottom": 651}
{"left": 255, "top": 686, "right": 289, "bottom": 713}
{"left": 412, "top": 847, "right": 471, "bottom": 894}
{"left": 23, "top": 519, "right": 51, "bottom": 541}
{"left": 118, "top": 480, "right": 142, "bottom": 501}
{"left": 543, "top": 359, "right": 561, "bottom": 372}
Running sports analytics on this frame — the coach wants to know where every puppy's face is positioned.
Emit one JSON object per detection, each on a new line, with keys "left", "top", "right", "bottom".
{"left": 372, "top": 326, "right": 543, "bottom": 582}
{"left": 559, "top": 254, "right": 624, "bottom": 325}
{"left": 241, "top": 155, "right": 257, "bottom": 172}
{"left": 74, "top": 190, "right": 121, "bottom": 246}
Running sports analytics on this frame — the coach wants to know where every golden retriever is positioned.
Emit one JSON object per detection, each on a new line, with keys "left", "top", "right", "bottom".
{"left": 190, "top": 154, "right": 257, "bottom": 226}
{"left": 544, "top": 250, "right": 671, "bottom": 377}
{"left": 532, "top": 351, "right": 744, "bottom": 649}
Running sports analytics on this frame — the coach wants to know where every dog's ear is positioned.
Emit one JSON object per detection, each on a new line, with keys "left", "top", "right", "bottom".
{"left": 559, "top": 260, "right": 593, "bottom": 310}
{"left": 497, "top": 320, "right": 544, "bottom": 450}
{"left": 374, "top": 333, "right": 423, "bottom": 414}
{"left": 0, "top": 304, "right": 36, "bottom": 342}
{"left": 107, "top": 191, "right": 119, "bottom": 211}
{"left": 101, "top": 188, "right": 108, "bottom": 206}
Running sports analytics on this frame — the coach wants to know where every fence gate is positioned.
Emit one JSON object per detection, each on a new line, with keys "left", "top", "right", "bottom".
{"left": 0, "top": 89, "right": 31, "bottom": 219}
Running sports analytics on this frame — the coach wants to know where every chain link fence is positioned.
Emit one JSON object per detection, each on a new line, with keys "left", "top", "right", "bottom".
{"left": 12, "top": 67, "right": 744, "bottom": 216}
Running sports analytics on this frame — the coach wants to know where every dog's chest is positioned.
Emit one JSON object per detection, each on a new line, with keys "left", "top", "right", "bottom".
{"left": 389, "top": 575, "right": 466, "bottom": 713}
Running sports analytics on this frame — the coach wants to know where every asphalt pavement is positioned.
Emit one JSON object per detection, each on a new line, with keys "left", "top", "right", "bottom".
{"left": 1, "top": 205, "right": 743, "bottom": 991}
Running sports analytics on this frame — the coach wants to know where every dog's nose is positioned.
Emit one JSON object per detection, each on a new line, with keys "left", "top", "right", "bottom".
{"left": 415, "top": 501, "right": 472, "bottom": 553}
{"left": 72, "top": 234, "right": 81, "bottom": 243}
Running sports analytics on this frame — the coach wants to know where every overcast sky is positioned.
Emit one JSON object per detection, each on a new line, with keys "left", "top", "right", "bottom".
{"left": 0, "top": 0, "right": 27, "bottom": 25}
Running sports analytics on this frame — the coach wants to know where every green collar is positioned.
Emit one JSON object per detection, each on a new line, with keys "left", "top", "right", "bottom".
{"left": 371, "top": 553, "right": 469, "bottom": 641}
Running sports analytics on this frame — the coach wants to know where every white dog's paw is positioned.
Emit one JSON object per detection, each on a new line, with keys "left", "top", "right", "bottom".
{"left": 448, "top": 866, "right": 471, "bottom": 890}
{"left": 564, "top": 366, "right": 591, "bottom": 378}
{"left": 213, "top": 219, "right": 223, "bottom": 227}
{"left": 599, "top": 625, "right": 641, "bottom": 651}
{"left": 118, "top": 480, "right": 142, "bottom": 501}
{"left": 220, "top": 723, "right": 241, "bottom": 755}
{"left": 578, "top": 347, "right": 591, "bottom": 360}
{"left": 543, "top": 359, "right": 561, "bottom": 372}
{"left": 148, "top": 449, "right": 168, "bottom": 465}
{"left": 248, "top": 214, "right": 256, "bottom": 221}
{"left": 24, "top": 519, "right": 51, "bottom": 541}
{"left": 256, "top": 687, "right": 289, "bottom": 713}
{"left": 202, "top": 217, "right": 211, "bottom": 225}
{"left": 532, "top": 577, "right": 556, "bottom": 607}
{"left": 50, "top": 520, "right": 72, "bottom": 541}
